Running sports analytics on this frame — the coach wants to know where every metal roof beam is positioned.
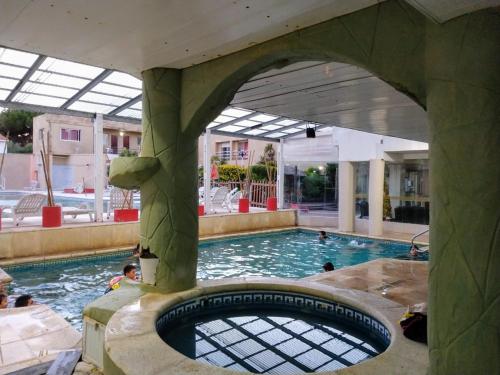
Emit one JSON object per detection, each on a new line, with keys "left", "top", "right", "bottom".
{"left": 210, "top": 129, "right": 280, "bottom": 143}
{"left": 0, "top": 100, "right": 141, "bottom": 125}
{"left": 107, "top": 94, "right": 142, "bottom": 116}
{"left": 61, "top": 69, "right": 113, "bottom": 109}
{"left": 5, "top": 55, "right": 47, "bottom": 102}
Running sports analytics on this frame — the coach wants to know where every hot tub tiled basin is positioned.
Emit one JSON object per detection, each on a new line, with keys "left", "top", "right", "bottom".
{"left": 104, "top": 278, "right": 428, "bottom": 375}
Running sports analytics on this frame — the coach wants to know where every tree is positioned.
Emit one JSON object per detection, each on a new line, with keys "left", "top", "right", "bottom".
{"left": 0, "top": 110, "right": 38, "bottom": 146}
{"left": 259, "top": 143, "right": 276, "bottom": 165}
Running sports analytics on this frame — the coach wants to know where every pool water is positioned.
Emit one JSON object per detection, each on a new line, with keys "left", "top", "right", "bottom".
{"left": 5, "top": 230, "right": 425, "bottom": 329}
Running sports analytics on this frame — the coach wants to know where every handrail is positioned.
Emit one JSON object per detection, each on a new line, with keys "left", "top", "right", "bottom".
{"left": 411, "top": 228, "right": 429, "bottom": 252}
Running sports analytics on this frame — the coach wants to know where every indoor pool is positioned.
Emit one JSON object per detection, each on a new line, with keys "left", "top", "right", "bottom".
{"left": 5, "top": 230, "right": 425, "bottom": 329}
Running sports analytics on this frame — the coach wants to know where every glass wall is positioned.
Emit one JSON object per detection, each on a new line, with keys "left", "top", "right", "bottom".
{"left": 385, "top": 159, "right": 429, "bottom": 224}
{"left": 284, "top": 162, "right": 338, "bottom": 211}
{"left": 354, "top": 162, "right": 369, "bottom": 218}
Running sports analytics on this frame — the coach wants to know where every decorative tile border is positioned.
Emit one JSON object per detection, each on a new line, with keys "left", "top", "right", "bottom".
{"left": 156, "top": 290, "right": 391, "bottom": 348}
{"left": 3, "top": 250, "right": 132, "bottom": 271}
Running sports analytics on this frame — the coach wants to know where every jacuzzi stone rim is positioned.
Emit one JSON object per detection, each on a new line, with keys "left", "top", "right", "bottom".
{"left": 156, "top": 290, "right": 391, "bottom": 349}
{"left": 104, "top": 278, "right": 428, "bottom": 375}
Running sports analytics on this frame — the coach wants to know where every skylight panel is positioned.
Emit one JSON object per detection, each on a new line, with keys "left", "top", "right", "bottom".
{"left": 13, "top": 92, "right": 66, "bottom": 107}
{"left": 116, "top": 109, "right": 142, "bottom": 119}
{"left": 29, "top": 71, "right": 90, "bottom": 89}
{"left": 68, "top": 101, "right": 116, "bottom": 114}
{"left": 0, "top": 90, "right": 10, "bottom": 100}
{"left": 267, "top": 132, "right": 286, "bottom": 138}
{"left": 80, "top": 92, "right": 129, "bottom": 106}
{"left": 207, "top": 122, "right": 220, "bottom": 128}
{"left": 260, "top": 124, "right": 282, "bottom": 131}
{"left": 130, "top": 101, "right": 142, "bottom": 110}
{"left": 222, "top": 108, "right": 251, "bottom": 118}
{"left": 276, "top": 119, "right": 298, "bottom": 126}
{"left": 244, "top": 129, "right": 267, "bottom": 136}
{"left": 21, "top": 82, "right": 77, "bottom": 98}
{"left": 92, "top": 82, "right": 141, "bottom": 98}
{"left": 0, "top": 48, "right": 39, "bottom": 67}
{"left": 250, "top": 114, "right": 277, "bottom": 122}
{"left": 282, "top": 128, "right": 303, "bottom": 134}
{"left": 296, "top": 124, "right": 309, "bottom": 129}
{"left": 0, "top": 77, "right": 18, "bottom": 90}
{"left": 104, "top": 72, "right": 142, "bottom": 89}
{"left": 40, "top": 57, "right": 104, "bottom": 79}
{"left": 235, "top": 119, "right": 259, "bottom": 127}
{"left": 214, "top": 115, "right": 234, "bottom": 123}
{"left": 0, "top": 63, "right": 28, "bottom": 79}
{"left": 218, "top": 125, "right": 244, "bottom": 132}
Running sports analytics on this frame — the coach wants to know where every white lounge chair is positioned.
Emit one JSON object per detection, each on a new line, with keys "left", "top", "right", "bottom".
{"left": 210, "top": 186, "right": 229, "bottom": 213}
{"left": 62, "top": 204, "right": 94, "bottom": 222}
{"left": 107, "top": 187, "right": 134, "bottom": 219}
{"left": 222, "top": 188, "right": 241, "bottom": 212}
{"left": 1, "top": 193, "right": 46, "bottom": 226}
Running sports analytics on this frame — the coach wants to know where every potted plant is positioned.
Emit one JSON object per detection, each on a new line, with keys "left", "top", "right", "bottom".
{"left": 139, "top": 247, "right": 159, "bottom": 285}
{"left": 39, "top": 129, "right": 61, "bottom": 227}
{"left": 238, "top": 151, "right": 254, "bottom": 213}
{"left": 114, "top": 188, "right": 139, "bottom": 222}
{"left": 265, "top": 160, "right": 277, "bottom": 211}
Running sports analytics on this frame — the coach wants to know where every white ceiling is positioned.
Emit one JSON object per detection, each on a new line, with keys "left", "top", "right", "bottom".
{"left": 1, "top": 0, "right": 498, "bottom": 76}
{"left": 232, "top": 61, "right": 428, "bottom": 141}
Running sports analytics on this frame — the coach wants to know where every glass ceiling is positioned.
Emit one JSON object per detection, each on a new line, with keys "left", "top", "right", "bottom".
{"left": 0, "top": 46, "right": 328, "bottom": 141}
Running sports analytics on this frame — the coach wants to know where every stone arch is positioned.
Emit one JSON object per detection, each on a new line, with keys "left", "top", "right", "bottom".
{"left": 181, "top": 0, "right": 428, "bottom": 138}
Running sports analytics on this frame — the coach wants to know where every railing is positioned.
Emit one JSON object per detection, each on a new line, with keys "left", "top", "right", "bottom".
{"left": 411, "top": 228, "right": 429, "bottom": 247}
{"left": 209, "top": 180, "right": 276, "bottom": 207}
{"left": 214, "top": 150, "right": 248, "bottom": 161}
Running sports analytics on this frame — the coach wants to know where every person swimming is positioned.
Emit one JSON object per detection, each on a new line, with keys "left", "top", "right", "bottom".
{"left": 322, "top": 262, "right": 335, "bottom": 272}
{"left": 319, "top": 231, "right": 329, "bottom": 240}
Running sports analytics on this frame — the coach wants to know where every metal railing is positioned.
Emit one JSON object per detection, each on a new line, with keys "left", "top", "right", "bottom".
{"left": 213, "top": 180, "right": 276, "bottom": 207}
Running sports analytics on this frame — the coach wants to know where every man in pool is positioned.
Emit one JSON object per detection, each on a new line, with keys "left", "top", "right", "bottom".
{"left": 323, "top": 262, "right": 335, "bottom": 272}
{"left": 319, "top": 231, "right": 329, "bottom": 240}
{"left": 14, "top": 294, "right": 34, "bottom": 307}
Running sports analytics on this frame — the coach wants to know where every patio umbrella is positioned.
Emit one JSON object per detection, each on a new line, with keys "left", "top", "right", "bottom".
{"left": 210, "top": 163, "right": 219, "bottom": 180}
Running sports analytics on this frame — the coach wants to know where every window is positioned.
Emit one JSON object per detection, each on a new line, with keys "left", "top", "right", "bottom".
{"left": 137, "top": 136, "right": 141, "bottom": 145}
{"left": 217, "top": 142, "right": 231, "bottom": 161}
{"left": 60, "top": 128, "right": 81, "bottom": 142}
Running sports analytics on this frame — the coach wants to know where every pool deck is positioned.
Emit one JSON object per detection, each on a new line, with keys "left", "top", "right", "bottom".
{"left": 306, "top": 259, "right": 428, "bottom": 307}
{"left": 0, "top": 304, "right": 81, "bottom": 375}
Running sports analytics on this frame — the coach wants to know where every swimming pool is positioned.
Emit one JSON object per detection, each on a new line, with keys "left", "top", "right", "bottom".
{"left": 4, "top": 230, "right": 425, "bottom": 329}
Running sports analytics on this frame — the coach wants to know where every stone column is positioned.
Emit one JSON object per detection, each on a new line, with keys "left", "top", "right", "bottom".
{"left": 203, "top": 129, "right": 211, "bottom": 213}
{"left": 426, "top": 10, "right": 500, "bottom": 375}
{"left": 368, "top": 159, "right": 384, "bottom": 236}
{"left": 338, "top": 161, "right": 354, "bottom": 232}
{"left": 277, "top": 139, "right": 285, "bottom": 209}
{"left": 93, "top": 113, "right": 104, "bottom": 222}
{"left": 109, "top": 68, "right": 198, "bottom": 292}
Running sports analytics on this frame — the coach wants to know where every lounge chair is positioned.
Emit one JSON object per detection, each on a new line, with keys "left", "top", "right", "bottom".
{"left": 1, "top": 193, "right": 46, "bottom": 226}
{"left": 210, "top": 186, "right": 229, "bottom": 213}
{"left": 222, "top": 188, "right": 241, "bottom": 212}
{"left": 107, "top": 187, "right": 134, "bottom": 219}
{"left": 62, "top": 204, "right": 94, "bottom": 222}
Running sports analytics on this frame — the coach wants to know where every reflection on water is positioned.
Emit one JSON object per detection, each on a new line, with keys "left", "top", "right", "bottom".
{"left": 6, "top": 230, "right": 423, "bottom": 329}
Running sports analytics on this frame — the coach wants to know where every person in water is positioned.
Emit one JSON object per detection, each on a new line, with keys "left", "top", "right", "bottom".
{"left": 106, "top": 264, "right": 138, "bottom": 293}
{"left": 0, "top": 293, "right": 8, "bottom": 309}
{"left": 14, "top": 294, "right": 34, "bottom": 308}
{"left": 322, "top": 262, "right": 335, "bottom": 272}
{"left": 409, "top": 244, "right": 419, "bottom": 257}
{"left": 319, "top": 231, "right": 329, "bottom": 240}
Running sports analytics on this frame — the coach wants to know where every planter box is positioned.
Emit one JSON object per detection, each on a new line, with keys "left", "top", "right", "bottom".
{"left": 42, "top": 206, "right": 62, "bottom": 228}
{"left": 238, "top": 198, "right": 249, "bottom": 213}
{"left": 266, "top": 197, "right": 277, "bottom": 211}
{"left": 198, "top": 205, "right": 205, "bottom": 216}
{"left": 114, "top": 208, "right": 139, "bottom": 222}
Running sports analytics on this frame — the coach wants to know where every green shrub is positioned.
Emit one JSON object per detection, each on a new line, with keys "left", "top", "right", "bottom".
{"left": 217, "top": 164, "right": 246, "bottom": 182}
{"left": 119, "top": 148, "right": 138, "bottom": 157}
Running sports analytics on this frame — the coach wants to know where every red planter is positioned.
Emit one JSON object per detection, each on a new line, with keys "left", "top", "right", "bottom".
{"left": 238, "top": 198, "right": 249, "bottom": 213}
{"left": 198, "top": 205, "right": 205, "bottom": 216}
{"left": 267, "top": 197, "right": 277, "bottom": 211}
{"left": 42, "top": 206, "right": 62, "bottom": 228}
{"left": 114, "top": 208, "right": 139, "bottom": 222}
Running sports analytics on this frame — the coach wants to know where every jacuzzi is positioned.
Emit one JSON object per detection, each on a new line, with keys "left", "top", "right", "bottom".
{"left": 103, "top": 278, "right": 425, "bottom": 375}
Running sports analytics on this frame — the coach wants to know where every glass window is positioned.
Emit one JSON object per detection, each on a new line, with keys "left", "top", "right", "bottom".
{"left": 385, "top": 159, "right": 429, "bottom": 224}
{"left": 61, "top": 128, "right": 81, "bottom": 142}
{"left": 354, "top": 162, "right": 369, "bottom": 218}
